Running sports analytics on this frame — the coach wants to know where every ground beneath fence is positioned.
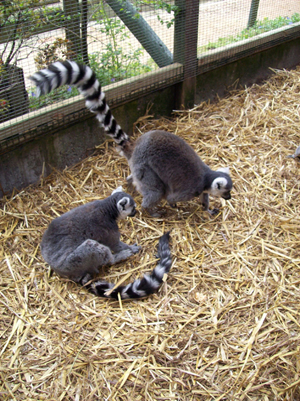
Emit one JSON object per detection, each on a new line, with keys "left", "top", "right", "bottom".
{"left": 1, "top": 66, "right": 300, "bottom": 400}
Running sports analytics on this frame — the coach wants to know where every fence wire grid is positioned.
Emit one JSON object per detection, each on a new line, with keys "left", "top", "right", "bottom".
{"left": 0, "top": 0, "right": 300, "bottom": 145}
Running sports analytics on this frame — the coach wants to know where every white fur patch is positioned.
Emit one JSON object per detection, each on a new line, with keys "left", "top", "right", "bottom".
{"left": 86, "top": 90, "right": 105, "bottom": 110}
{"left": 217, "top": 166, "right": 230, "bottom": 174}
{"left": 209, "top": 177, "right": 228, "bottom": 196}
{"left": 96, "top": 105, "right": 109, "bottom": 123}
{"left": 143, "top": 274, "right": 160, "bottom": 289}
{"left": 153, "top": 264, "right": 167, "bottom": 280}
{"left": 117, "top": 197, "right": 134, "bottom": 219}
{"left": 68, "top": 61, "right": 81, "bottom": 83}
{"left": 131, "top": 280, "right": 146, "bottom": 297}
{"left": 50, "top": 62, "right": 72, "bottom": 88}
{"left": 75, "top": 66, "right": 93, "bottom": 90}
{"left": 112, "top": 186, "right": 123, "bottom": 195}
{"left": 105, "top": 116, "right": 115, "bottom": 132}
{"left": 31, "top": 70, "right": 58, "bottom": 95}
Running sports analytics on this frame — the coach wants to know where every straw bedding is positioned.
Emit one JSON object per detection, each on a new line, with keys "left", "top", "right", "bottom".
{"left": 1, "top": 67, "right": 300, "bottom": 400}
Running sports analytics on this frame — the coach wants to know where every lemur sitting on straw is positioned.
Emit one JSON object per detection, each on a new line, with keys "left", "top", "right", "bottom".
{"left": 40, "top": 187, "right": 172, "bottom": 299}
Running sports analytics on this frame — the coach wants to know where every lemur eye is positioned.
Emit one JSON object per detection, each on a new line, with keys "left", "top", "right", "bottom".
{"left": 217, "top": 183, "right": 221, "bottom": 190}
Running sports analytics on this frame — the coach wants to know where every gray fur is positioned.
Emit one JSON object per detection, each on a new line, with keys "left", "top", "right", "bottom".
{"left": 41, "top": 190, "right": 173, "bottom": 299}
{"left": 127, "top": 130, "right": 232, "bottom": 215}
{"left": 87, "top": 232, "right": 172, "bottom": 300}
{"left": 30, "top": 61, "right": 233, "bottom": 216}
{"left": 41, "top": 190, "right": 139, "bottom": 285}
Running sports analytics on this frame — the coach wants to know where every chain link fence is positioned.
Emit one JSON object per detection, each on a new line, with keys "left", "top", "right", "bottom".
{"left": 0, "top": 0, "right": 299, "bottom": 149}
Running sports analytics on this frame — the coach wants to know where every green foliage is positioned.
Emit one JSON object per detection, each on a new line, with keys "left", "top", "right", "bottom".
{"left": 28, "top": 0, "right": 177, "bottom": 111}
{"left": 28, "top": 86, "right": 79, "bottom": 111}
{"left": 29, "top": 0, "right": 154, "bottom": 111}
{"left": 28, "top": 8, "right": 153, "bottom": 110}
{"left": 90, "top": 2, "right": 153, "bottom": 85}
{"left": 0, "top": 0, "right": 62, "bottom": 66}
{"left": 89, "top": 48, "right": 152, "bottom": 86}
{"left": 198, "top": 13, "right": 300, "bottom": 54}
{"left": 134, "top": 0, "right": 179, "bottom": 28}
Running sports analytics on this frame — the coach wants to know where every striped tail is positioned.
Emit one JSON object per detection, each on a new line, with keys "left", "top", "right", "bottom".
{"left": 86, "top": 232, "right": 172, "bottom": 299}
{"left": 29, "top": 60, "right": 129, "bottom": 146}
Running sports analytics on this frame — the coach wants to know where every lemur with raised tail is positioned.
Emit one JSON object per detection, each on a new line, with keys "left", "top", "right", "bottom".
{"left": 40, "top": 187, "right": 172, "bottom": 299}
{"left": 30, "top": 61, "right": 233, "bottom": 216}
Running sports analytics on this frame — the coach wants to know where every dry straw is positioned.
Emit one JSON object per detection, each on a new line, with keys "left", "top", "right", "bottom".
{"left": 1, "top": 67, "right": 300, "bottom": 400}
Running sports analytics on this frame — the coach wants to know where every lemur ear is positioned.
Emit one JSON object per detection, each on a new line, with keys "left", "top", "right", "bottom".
{"left": 112, "top": 186, "right": 123, "bottom": 195}
{"left": 217, "top": 167, "right": 230, "bottom": 174}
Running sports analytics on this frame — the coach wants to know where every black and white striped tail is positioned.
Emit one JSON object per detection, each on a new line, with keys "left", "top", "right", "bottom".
{"left": 29, "top": 60, "right": 129, "bottom": 146}
{"left": 86, "top": 232, "right": 172, "bottom": 299}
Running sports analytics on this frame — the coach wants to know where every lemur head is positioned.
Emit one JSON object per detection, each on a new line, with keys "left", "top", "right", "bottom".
{"left": 208, "top": 167, "right": 232, "bottom": 200}
{"left": 111, "top": 186, "right": 137, "bottom": 218}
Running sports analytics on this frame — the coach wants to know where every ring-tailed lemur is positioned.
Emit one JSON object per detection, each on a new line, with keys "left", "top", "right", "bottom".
{"left": 40, "top": 187, "right": 172, "bottom": 299}
{"left": 30, "top": 61, "right": 233, "bottom": 216}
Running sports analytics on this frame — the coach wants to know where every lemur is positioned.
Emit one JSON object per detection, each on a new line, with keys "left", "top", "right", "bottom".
{"left": 40, "top": 187, "right": 172, "bottom": 299}
{"left": 30, "top": 61, "right": 233, "bottom": 216}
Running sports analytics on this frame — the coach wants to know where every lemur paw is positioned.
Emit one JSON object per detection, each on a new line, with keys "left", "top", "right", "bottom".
{"left": 131, "top": 244, "right": 141, "bottom": 254}
{"left": 209, "top": 208, "right": 220, "bottom": 216}
{"left": 80, "top": 273, "right": 93, "bottom": 286}
{"left": 143, "top": 207, "right": 166, "bottom": 218}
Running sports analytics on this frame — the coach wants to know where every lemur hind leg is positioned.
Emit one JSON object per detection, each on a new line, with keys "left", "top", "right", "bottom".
{"left": 126, "top": 174, "right": 133, "bottom": 185}
{"left": 141, "top": 190, "right": 164, "bottom": 215}
{"left": 166, "top": 192, "right": 192, "bottom": 209}
{"left": 134, "top": 169, "right": 166, "bottom": 217}
{"left": 61, "top": 239, "right": 114, "bottom": 283}
{"left": 126, "top": 174, "right": 138, "bottom": 193}
{"left": 60, "top": 239, "right": 139, "bottom": 284}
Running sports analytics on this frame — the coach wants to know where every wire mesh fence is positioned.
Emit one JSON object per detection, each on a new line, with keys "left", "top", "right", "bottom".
{"left": 0, "top": 0, "right": 299, "bottom": 145}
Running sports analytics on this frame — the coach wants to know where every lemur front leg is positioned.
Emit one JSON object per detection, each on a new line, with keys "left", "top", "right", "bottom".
{"left": 111, "top": 240, "right": 141, "bottom": 263}
{"left": 200, "top": 193, "right": 219, "bottom": 216}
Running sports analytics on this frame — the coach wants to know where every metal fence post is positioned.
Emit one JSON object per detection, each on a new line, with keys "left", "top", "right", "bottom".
{"left": 174, "top": 0, "right": 200, "bottom": 109}
{"left": 247, "top": 0, "right": 260, "bottom": 28}
{"left": 63, "top": 0, "right": 82, "bottom": 57}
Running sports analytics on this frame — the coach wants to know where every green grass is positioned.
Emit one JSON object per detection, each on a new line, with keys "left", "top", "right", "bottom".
{"left": 198, "top": 13, "right": 300, "bottom": 54}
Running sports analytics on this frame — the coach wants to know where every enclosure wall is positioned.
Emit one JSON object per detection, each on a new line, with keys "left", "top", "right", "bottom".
{"left": 1, "top": 34, "right": 300, "bottom": 198}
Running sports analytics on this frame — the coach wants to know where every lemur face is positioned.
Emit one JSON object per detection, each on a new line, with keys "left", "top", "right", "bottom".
{"left": 117, "top": 197, "right": 137, "bottom": 219}
{"left": 112, "top": 187, "right": 137, "bottom": 219}
{"left": 210, "top": 177, "right": 232, "bottom": 199}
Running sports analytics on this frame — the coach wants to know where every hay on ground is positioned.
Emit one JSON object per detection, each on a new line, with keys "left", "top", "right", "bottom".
{"left": 0, "top": 67, "right": 300, "bottom": 400}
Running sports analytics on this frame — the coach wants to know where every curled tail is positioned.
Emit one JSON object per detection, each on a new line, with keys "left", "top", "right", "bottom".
{"left": 86, "top": 232, "right": 172, "bottom": 299}
{"left": 29, "top": 60, "right": 129, "bottom": 147}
